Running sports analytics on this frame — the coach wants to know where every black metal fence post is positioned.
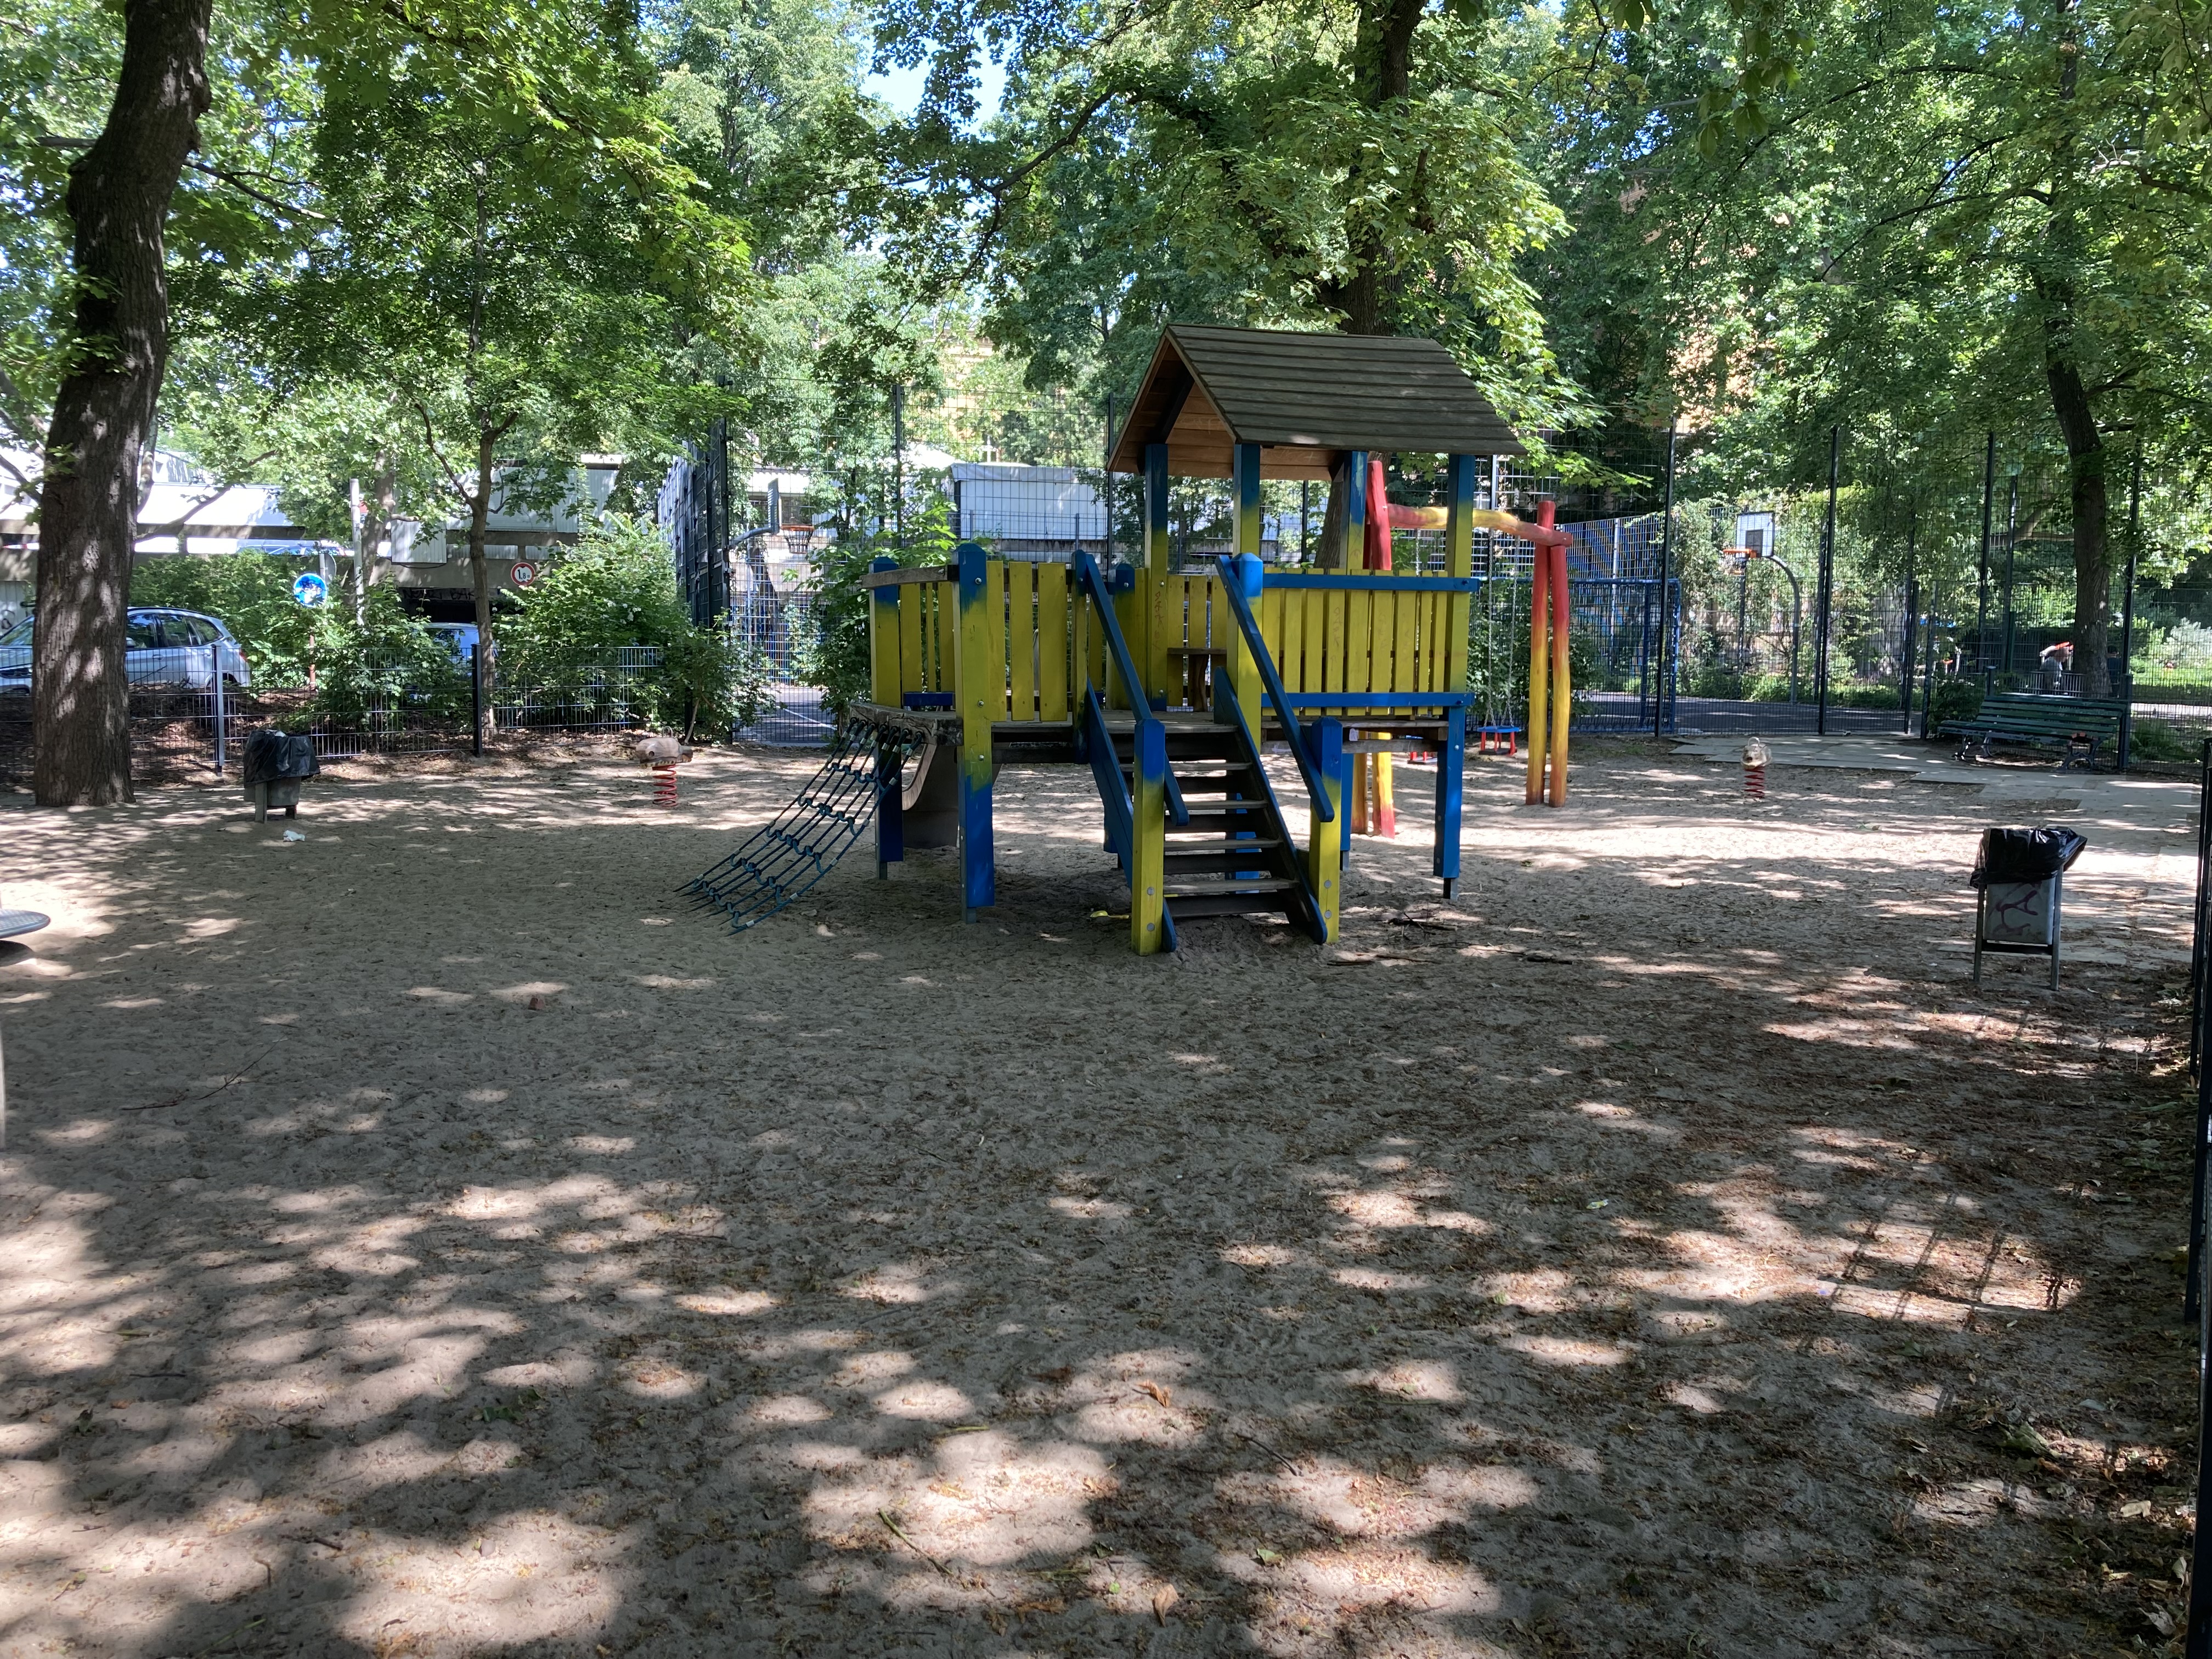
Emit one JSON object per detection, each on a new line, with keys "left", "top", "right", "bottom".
{"left": 1977, "top": 433, "right": 1995, "bottom": 684}
{"left": 1814, "top": 425, "right": 1839, "bottom": 736}
{"left": 1652, "top": 419, "right": 1677, "bottom": 738}
{"left": 2120, "top": 443, "right": 2142, "bottom": 770}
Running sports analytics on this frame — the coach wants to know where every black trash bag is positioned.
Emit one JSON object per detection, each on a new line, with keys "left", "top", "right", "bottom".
{"left": 241, "top": 730, "right": 320, "bottom": 786}
{"left": 1971, "top": 825, "right": 2086, "bottom": 889}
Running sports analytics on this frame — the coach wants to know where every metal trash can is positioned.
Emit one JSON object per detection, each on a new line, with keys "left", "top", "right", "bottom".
{"left": 1972, "top": 826, "right": 2087, "bottom": 988}
{"left": 241, "top": 730, "right": 319, "bottom": 822}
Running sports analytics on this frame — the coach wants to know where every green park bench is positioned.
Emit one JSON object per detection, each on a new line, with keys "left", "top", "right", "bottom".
{"left": 1940, "top": 691, "right": 2129, "bottom": 771}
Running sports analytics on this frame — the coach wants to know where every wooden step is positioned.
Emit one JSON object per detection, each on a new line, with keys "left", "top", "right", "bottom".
{"left": 1161, "top": 850, "right": 1292, "bottom": 877}
{"left": 1165, "top": 837, "right": 1284, "bottom": 859}
{"left": 1165, "top": 877, "right": 1296, "bottom": 899}
{"left": 1165, "top": 886, "right": 1301, "bottom": 918}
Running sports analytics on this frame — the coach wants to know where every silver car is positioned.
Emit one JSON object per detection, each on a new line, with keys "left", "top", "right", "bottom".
{"left": 0, "top": 608, "right": 252, "bottom": 690}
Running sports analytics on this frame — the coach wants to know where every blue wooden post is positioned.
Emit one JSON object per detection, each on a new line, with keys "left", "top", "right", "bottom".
{"left": 953, "top": 540, "right": 995, "bottom": 921}
{"left": 1344, "top": 450, "right": 1369, "bottom": 568}
{"left": 1433, "top": 704, "right": 1465, "bottom": 898}
{"left": 876, "top": 741, "right": 905, "bottom": 878}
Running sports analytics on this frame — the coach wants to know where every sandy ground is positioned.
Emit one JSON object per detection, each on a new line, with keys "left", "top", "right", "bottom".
{"left": 0, "top": 738, "right": 2203, "bottom": 1659}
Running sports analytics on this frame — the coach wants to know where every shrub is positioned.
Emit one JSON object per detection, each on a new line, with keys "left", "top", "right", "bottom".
{"left": 801, "top": 492, "right": 956, "bottom": 718}
{"left": 131, "top": 551, "right": 323, "bottom": 685}
{"left": 1925, "top": 677, "right": 1982, "bottom": 730}
{"left": 307, "top": 587, "right": 469, "bottom": 726}
{"left": 2126, "top": 719, "right": 2205, "bottom": 764}
{"left": 501, "top": 515, "right": 770, "bottom": 737}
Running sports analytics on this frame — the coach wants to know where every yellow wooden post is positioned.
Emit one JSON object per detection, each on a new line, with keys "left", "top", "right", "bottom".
{"left": 1225, "top": 441, "right": 1266, "bottom": 748}
{"left": 1306, "top": 718, "right": 1344, "bottom": 942}
{"left": 1130, "top": 716, "right": 1169, "bottom": 954}
{"left": 868, "top": 556, "right": 900, "bottom": 706}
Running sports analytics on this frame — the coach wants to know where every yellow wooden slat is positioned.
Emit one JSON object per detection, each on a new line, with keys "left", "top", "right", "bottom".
{"left": 1395, "top": 589, "right": 1419, "bottom": 692}
{"left": 898, "top": 583, "right": 924, "bottom": 695}
{"left": 986, "top": 558, "right": 1010, "bottom": 718}
{"left": 1370, "top": 585, "right": 1397, "bottom": 698}
{"left": 1007, "top": 561, "right": 1036, "bottom": 721}
{"left": 1038, "top": 562, "right": 1069, "bottom": 720}
{"left": 1322, "top": 590, "right": 1345, "bottom": 698}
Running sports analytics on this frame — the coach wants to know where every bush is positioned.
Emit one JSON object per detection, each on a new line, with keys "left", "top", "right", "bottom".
{"left": 1832, "top": 683, "right": 1900, "bottom": 710}
{"left": 1925, "top": 677, "right": 1982, "bottom": 730}
{"left": 500, "top": 514, "right": 770, "bottom": 738}
{"left": 2127, "top": 719, "right": 2205, "bottom": 764}
{"left": 306, "top": 587, "right": 467, "bottom": 725}
{"left": 801, "top": 492, "right": 956, "bottom": 718}
{"left": 132, "top": 551, "right": 323, "bottom": 685}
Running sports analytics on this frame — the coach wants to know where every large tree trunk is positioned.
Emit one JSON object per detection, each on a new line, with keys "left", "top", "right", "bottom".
{"left": 2045, "top": 331, "right": 2111, "bottom": 696}
{"left": 1312, "top": 0, "right": 1423, "bottom": 336}
{"left": 32, "top": 0, "right": 213, "bottom": 806}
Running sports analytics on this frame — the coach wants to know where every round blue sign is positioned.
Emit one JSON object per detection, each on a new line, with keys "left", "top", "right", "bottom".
{"left": 292, "top": 572, "right": 328, "bottom": 607}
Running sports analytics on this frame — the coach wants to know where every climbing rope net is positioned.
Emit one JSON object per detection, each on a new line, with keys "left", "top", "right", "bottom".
{"left": 684, "top": 724, "right": 911, "bottom": 932}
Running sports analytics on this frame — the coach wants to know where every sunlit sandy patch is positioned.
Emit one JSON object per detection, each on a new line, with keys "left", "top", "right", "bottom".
{"left": 842, "top": 1261, "right": 958, "bottom": 1304}
{"left": 1504, "top": 1334, "right": 1633, "bottom": 1367}
{"left": 1333, "top": 1191, "right": 1422, "bottom": 1227}
{"left": 1346, "top": 1361, "right": 1464, "bottom": 1403}
{"left": 617, "top": 1356, "right": 701, "bottom": 1398}
{"left": 405, "top": 985, "right": 474, "bottom": 1005}
{"left": 1333, "top": 1267, "right": 1431, "bottom": 1294}
{"left": 334, "top": 1514, "right": 622, "bottom": 1650}
{"left": 804, "top": 1431, "right": 1108, "bottom": 1564}
{"left": 675, "top": 1287, "right": 778, "bottom": 1316}
{"left": 566, "top": 1135, "right": 634, "bottom": 1153}
{"left": 747, "top": 1393, "right": 833, "bottom": 1427}
{"left": 633, "top": 974, "right": 715, "bottom": 990}
{"left": 1222, "top": 1242, "right": 1300, "bottom": 1267}
{"left": 1229, "top": 1459, "right": 1538, "bottom": 1544}
{"left": 873, "top": 1380, "right": 975, "bottom": 1420}
{"left": 1664, "top": 1382, "right": 1733, "bottom": 1414}
{"left": 1251, "top": 1542, "right": 1500, "bottom": 1615}
{"left": 828, "top": 1350, "right": 915, "bottom": 1389}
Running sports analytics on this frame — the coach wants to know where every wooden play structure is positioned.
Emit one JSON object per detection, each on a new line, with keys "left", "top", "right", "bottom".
{"left": 691, "top": 325, "right": 1573, "bottom": 952}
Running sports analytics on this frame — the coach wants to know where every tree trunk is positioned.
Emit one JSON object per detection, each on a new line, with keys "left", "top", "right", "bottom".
{"left": 467, "top": 429, "right": 497, "bottom": 747}
{"left": 32, "top": 0, "right": 213, "bottom": 806}
{"left": 2048, "top": 347, "right": 2110, "bottom": 697}
{"left": 1312, "top": 0, "right": 1424, "bottom": 336}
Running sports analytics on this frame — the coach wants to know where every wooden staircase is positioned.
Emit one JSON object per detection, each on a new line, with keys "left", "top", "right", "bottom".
{"left": 1111, "top": 720, "right": 1316, "bottom": 934}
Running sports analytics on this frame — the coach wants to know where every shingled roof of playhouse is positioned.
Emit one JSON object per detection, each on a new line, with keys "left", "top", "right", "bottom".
{"left": 1105, "top": 325, "right": 1526, "bottom": 482}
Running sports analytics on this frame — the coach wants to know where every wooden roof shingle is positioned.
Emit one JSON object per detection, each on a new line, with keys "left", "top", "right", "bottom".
{"left": 1107, "top": 324, "right": 1525, "bottom": 479}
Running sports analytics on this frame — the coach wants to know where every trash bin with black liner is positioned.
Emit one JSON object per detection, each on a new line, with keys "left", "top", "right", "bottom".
{"left": 240, "top": 729, "right": 319, "bottom": 822}
{"left": 1971, "top": 825, "right": 2087, "bottom": 989}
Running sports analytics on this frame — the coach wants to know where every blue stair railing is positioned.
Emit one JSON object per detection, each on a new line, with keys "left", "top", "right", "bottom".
{"left": 1212, "top": 555, "right": 1335, "bottom": 822}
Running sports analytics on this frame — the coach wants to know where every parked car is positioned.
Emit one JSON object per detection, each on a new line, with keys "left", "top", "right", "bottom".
{"left": 0, "top": 608, "right": 252, "bottom": 690}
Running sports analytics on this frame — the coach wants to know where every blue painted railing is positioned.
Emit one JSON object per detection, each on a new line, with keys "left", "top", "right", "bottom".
{"left": 1211, "top": 556, "right": 1334, "bottom": 823}
{"left": 1073, "top": 554, "right": 1187, "bottom": 826}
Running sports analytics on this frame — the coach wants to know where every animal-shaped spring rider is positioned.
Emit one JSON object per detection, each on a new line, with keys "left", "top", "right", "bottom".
{"left": 631, "top": 733, "right": 693, "bottom": 805}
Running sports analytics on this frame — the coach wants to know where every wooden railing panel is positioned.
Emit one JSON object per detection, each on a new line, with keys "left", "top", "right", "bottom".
{"left": 1038, "top": 562, "right": 1070, "bottom": 721}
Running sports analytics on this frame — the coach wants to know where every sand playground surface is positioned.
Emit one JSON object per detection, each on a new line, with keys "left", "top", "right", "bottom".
{"left": 0, "top": 737, "right": 2205, "bottom": 1658}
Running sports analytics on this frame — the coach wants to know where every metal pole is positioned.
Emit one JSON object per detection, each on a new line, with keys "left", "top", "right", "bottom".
{"left": 471, "top": 641, "right": 484, "bottom": 758}
{"left": 1652, "top": 419, "right": 1677, "bottom": 738}
{"left": 2190, "top": 1200, "right": 2212, "bottom": 1656}
{"left": 1977, "top": 432, "right": 1995, "bottom": 686}
{"left": 891, "top": 385, "right": 905, "bottom": 550}
{"left": 1922, "top": 592, "right": 1938, "bottom": 737}
{"left": 1901, "top": 500, "right": 1918, "bottom": 735}
{"left": 2002, "top": 474, "right": 2019, "bottom": 681}
{"left": 1301, "top": 479, "right": 1310, "bottom": 564}
{"left": 1103, "top": 394, "right": 1114, "bottom": 558}
{"left": 1815, "top": 425, "right": 1839, "bottom": 735}
{"left": 2120, "top": 442, "right": 2142, "bottom": 766}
